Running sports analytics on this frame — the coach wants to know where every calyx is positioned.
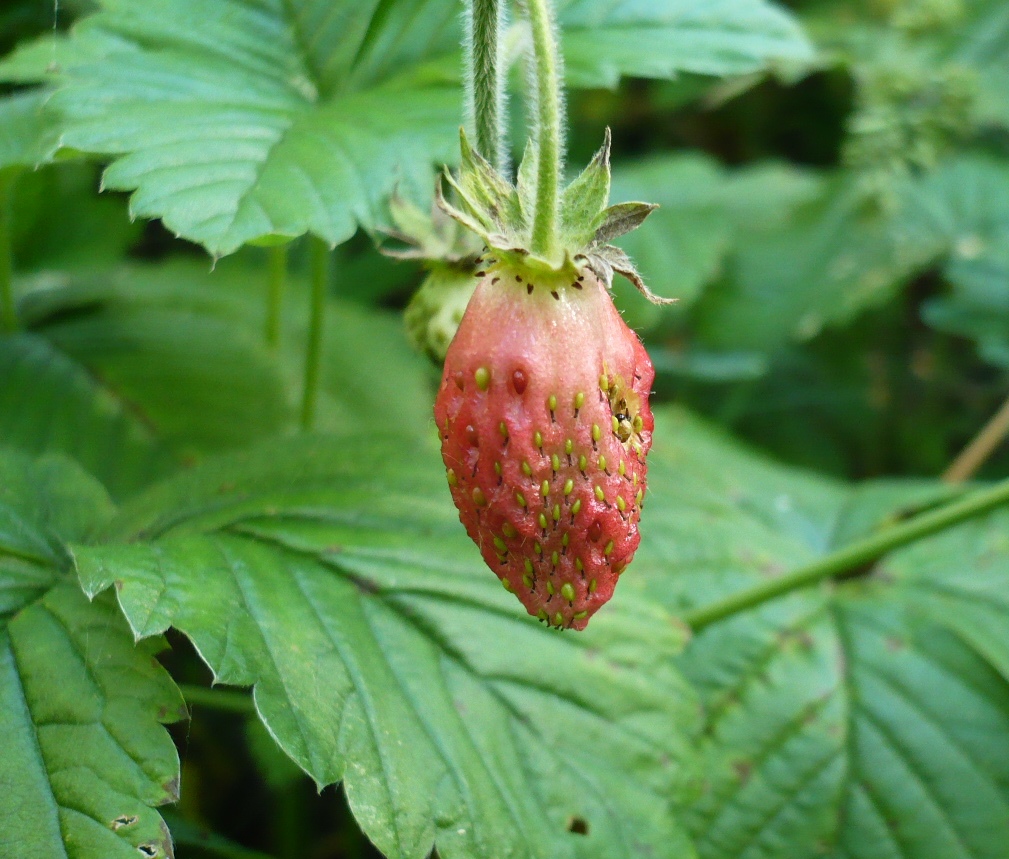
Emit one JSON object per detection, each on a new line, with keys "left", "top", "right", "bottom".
{"left": 437, "top": 128, "right": 674, "bottom": 305}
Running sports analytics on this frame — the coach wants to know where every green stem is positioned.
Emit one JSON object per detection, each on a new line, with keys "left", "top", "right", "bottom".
{"left": 524, "top": 0, "right": 564, "bottom": 260}
{"left": 265, "top": 244, "right": 287, "bottom": 349}
{"left": 683, "top": 477, "right": 1009, "bottom": 632}
{"left": 0, "top": 173, "right": 17, "bottom": 333}
{"left": 469, "top": 0, "right": 507, "bottom": 171}
{"left": 300, "top": 237, "right": 329, "bottom": 430}
{"left": 179, "top": 683, "right": 255, "bottom": 715}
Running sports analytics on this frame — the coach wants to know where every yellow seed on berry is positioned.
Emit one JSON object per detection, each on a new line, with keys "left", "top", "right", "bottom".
{"left": 473, "top": 488, "right": 486, "bottom": 506}
{"left": 534, "top": 431, "right": 543, "bottom": 448}
{"left": 561, "top": 582, "right": 575, "bottom": 602}
{"left": 475, "top": 367, "right": 490, "bottom": 390}
{"left": 589, "top": 578, "right": 597, "bottom": 593}
{"left": 540, "top": 480, "right": 550, "bottom": 497}
{"left": 447, "top": 468, "right": 457, "bottom": 486}
{"left": 616, "top": 496, "right": 627, "bottom": 512}
{"left": 548, "top": 394, "right": 557, "bottom": 412}
{"left": 598, "top": 455, "right": 607, "bottom": 472}
{"left": 553, "top": 612, "right": 564, "bottom": 626}
{"left": 563, "top": 479, "right": 574, "bottom": 495}
{"left": 515, "top": 491, "right": 527, "bottom": 507}
{"left": 522, "top": 460, "right": 533, "bottom": 477}
{"left": 604, "top": 540, "right": 614, "bottom": 556}
{"left": 538, "top": 512, "right": 548, "bottom": 529}
{"left": 571, "top": 499, "right": 582, "bottom": 515}
{"left": 594, "top": 485, "right": 605, "bottom": 502}
{"left": 591, "top": 424, "right": 601, "bottom": 442}
{"left": 565, "top": 438, "right": 574, "bottom": 455}
{"left": 574, "top": 392, "right": 585, "bottom": 409}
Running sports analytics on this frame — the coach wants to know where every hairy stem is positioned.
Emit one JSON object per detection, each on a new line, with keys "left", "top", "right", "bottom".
{"left": 0, "top": 172, "right": 17, "bottom": 333}
{"left": 943, "top": 392, "right": 1009, "bottom": 483}
{"left": 683, "top": 477, "right": 1009, "bottom": 632}
{"left": 468, "top": 0, "right": 507, "bottom": 171}
{"left": 524, "top": 0, "right": 564, "bottom": 260}
{"left": 266, "top": 244, "right": 288, "bottom": 349}
{"left": 300, "top": 237, "right": 329, "bottom": 430}
{"left": 179, "top": 683, "right": 255, "bottom": 715}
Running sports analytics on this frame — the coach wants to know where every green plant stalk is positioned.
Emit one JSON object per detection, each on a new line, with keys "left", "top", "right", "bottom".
{"left": 525, "top": 0, "right": 564, "bottom": 260}
{"left": 266, "top": 244, "right": 287, "bottom": 348}
{"left": 683, "top": 477, "right": 1009, "bottom": 632}
{"left": 469, "top": 0, "right": 507, "bottom": 171}
{"left": 0, "top": 173, "right": 16, "bottom": 333}
{"left": 179, "top": 683, "right": 255, "bottom": 715}
{"left": 300, "top": 237, "right": 329, "bottom": 430}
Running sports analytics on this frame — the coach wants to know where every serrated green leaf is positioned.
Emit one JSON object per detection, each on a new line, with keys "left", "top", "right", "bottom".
{"left": 0, "top": 91, "right": 57, "bottom": 170}
{"left": 0, "top": 449, "right": 184, "bottom": 859}
{"left": 2, "top": 258, "right": 436, "bottom": 493}
{"left": 558, "top": 0, "right": 816, "bottom": 89}
{"left": 692, "top": 172, "right": 948, "bottom": 352}
{"left": 629, "top": 408, "right": 1009, "bottom": 859}
{"left": 75, "top": 433, "right": 700, "bottom": 859}
{"left": 1, "top": 0, "right": 816, "bottom": 256}
{"left": 20, "top": 0, "right": 462, "bottom": 256}
{"left": 0, "top": 335, "right": 175, "bottom": 501}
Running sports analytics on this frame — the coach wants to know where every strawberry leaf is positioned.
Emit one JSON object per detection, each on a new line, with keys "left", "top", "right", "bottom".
{"left": 0, "top": 449, "right": 184, "bottom": 859}
{"left": 557, "top": 0, "right": 816, "bottom": 88}
{"left": 0, "top": 0, "right": 814, "bottom": 257}
{"left": 0, "top": 258, "right": 435, "bottom": 497}
{"left": 633, "top": 408, "right": 1009, "bottom": 859}
{"left": 74, "top": 433, "right": 700, "bottom": 859}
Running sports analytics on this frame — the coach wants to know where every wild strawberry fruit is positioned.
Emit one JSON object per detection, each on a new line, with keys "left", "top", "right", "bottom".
{"left": 433, "top": 130, "right": 672, "bottom": 629}
{"left": 436, "top": 263, "right": 654, "bottom": 629}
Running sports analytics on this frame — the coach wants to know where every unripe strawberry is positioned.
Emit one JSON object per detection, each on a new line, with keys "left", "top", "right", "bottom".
{"left": 435, "top": 263, "right": 654, "bottom": 629}
{"left": 428, "top": 129, "right": 672, "bottom": 629}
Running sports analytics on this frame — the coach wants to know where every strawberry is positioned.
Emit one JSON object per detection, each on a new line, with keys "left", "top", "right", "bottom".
{"left": 432, "top": 129, "right": 671, "bottom": 629}
{"left": 435, "top": 262, "right": 654, "bottom": 629}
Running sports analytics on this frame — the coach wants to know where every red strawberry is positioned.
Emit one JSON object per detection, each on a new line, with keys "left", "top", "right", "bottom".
{"left": 435, "top": 261, "right": 654, "bottom": 630}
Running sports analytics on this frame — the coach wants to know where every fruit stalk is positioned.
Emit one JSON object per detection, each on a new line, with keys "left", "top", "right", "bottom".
{"left": 300, "top": 237, "right": 329, "bottom": 430}
{"left": 683, "top": 476, "right": 1009, "bottom": 632}
{"left": 525, "top": 0, "right": 565, "bottom": 260}
{"left": 468, "top": 0, "right": 507, "bottom": 171}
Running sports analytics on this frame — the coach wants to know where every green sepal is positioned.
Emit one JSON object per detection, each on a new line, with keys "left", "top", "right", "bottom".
{"left": 594, "top": 201, "right": 659, "bottom": 245}
{"left": 438, "top": 126, "right": 671, "bottom": 303}
{"left": 559, "top": 128, "right": 612, "bottom": 248}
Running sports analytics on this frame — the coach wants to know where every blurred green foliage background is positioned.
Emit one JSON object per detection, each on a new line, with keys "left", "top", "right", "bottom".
{"left": 1, "top": 0, "right": 1008, "bottom": 856}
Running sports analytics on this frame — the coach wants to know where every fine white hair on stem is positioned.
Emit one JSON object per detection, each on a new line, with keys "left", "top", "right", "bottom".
{"left": 464, "top": 0, "right": 511, "bottom": 173}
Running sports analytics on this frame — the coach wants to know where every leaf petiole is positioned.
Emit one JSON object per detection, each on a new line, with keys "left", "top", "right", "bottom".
{"left": 300, "top": 237, "right": 329, "bottom": 430}
{"left": 266, "top": 244, "right": 288, "bottom": 349}
{"left": 0, "top": 170, "right": 18, "bottom": 333}
{"left": 179, "top": 682, "right": 255, "bottom": 715}
{"left": 683, "top": 477, "right": 1009, "bottom": 632}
